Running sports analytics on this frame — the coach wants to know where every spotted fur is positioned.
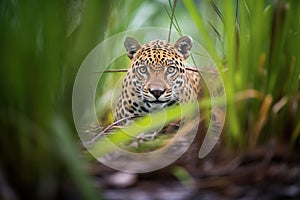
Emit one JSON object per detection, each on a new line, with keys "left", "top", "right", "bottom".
{"left": 114, "top": 36, "right": 201, "bottom": 125}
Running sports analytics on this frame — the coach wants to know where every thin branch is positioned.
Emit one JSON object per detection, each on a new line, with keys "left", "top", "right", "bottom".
{"left": 86, "top": 116, "right": 138, "bottom": 144}
{"left": 94, "top": 69, "right": 128, "bottom": 73}
{"left": 94, "top": 67, "right": 220, "bottom": 75}
{"left": 186, "top": 67, "right": 220, "bottom": 75}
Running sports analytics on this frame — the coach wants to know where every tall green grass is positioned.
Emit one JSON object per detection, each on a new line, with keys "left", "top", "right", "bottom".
{"left": 0, "top": 0, "right": 114, "bottom": 199}
{"left": 184, "top": 0, "right": 300, "bottom": 148}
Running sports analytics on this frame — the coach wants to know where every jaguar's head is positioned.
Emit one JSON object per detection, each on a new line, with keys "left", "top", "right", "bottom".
{"left": 124, "top": 36, "right": 193, "bottom": 108}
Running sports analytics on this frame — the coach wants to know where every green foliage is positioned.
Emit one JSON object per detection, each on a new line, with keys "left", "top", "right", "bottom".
{"left": 184, "top": 0, "right": 300, "bottom": 148}
{"left": 0, "top": 0, "right": 113, "bottom": 199}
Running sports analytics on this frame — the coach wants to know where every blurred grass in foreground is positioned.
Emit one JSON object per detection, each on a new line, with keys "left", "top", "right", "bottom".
{"left": 0, "top": 0, "right": 113, "bottom": 199}
{"left": 184, "top": 0, "right": 300, "bottom": 148}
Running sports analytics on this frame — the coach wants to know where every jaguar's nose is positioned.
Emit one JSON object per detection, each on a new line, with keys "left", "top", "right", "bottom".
{"left": 149, "top": 88, "right": 166, "bottom": 99}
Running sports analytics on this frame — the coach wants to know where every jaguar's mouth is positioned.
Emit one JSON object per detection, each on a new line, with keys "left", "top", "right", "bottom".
{"left": 146, "top": 100, "right": 177, "bottom": 106}
{"left": 147, "top": 100, "right": 169, "bottom": 104}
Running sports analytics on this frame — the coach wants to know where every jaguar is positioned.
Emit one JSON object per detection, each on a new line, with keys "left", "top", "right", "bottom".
{"left": 114, "top": 36, "right": 201, "bottom": 125}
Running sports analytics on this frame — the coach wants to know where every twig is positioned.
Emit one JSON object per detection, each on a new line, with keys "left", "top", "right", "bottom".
{"left": 86, "top": 116, "right": 138, "bottom": 144}
{"left": 93, "top": 69, "right": 126, "bottom": 73}
{"left": 94, "top": 67, "right": 220, "bottom": 75}
{"left": 186, "top": 67, "right": 220, "bottom": 75}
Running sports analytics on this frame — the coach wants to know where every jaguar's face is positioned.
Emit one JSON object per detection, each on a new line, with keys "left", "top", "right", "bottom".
{"left": 131, "top": 62, "right": 183, "bottom": 107}
{"left": 126, "top": 36, "right": 192, "bottom": 109}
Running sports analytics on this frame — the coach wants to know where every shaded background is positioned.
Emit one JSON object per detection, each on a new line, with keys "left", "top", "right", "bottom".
{"left": 1, "top": 0, "right": 300, "bottom": 199}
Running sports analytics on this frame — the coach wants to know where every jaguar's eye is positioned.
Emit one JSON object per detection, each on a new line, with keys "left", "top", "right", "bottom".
{"left": 138, "top": 66, "right": 147, "bottom": 74}
{"left": 166, "top": 66, "right": 176, "bottom": 74}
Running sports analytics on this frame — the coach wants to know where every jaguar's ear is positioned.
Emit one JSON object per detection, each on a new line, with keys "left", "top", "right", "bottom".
{"left": 174, "top": 36, "right": 193, "bottom": 59}
{"left": 124, "top": 37, "right": 142, "bottom": 59}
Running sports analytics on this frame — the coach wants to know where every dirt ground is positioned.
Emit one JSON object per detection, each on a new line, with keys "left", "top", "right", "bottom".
{"left": 89, "top": 138, "right": 300, "bottom": 200}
